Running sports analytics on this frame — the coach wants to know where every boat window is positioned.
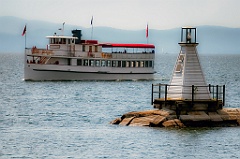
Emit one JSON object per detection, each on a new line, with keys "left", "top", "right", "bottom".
{"left": 125, "top": 61, "right": 129, "bottom": 67}
{"left": 95, "top": 46, "right": 98, "bottom": 52}
{"left": 89, "top": 46, "right": 92, "bottom": 52}
{"left": 140, "top": 61, "right": 144, "bottom": 67}
{"left": 107, "top": 60, "right": 111, "bottom": 67}
{"left": 117, "top": 61, "right": 121, "bottom": 67}
{"left": 84, "top": 59, "right": 88, "bottom": 66}
{"left": 122, "top": 61, "right": 126, "bottom": 67}
{"left": 77, "top": 59, "right": 82, "bottom": 66}
{"left": 112, "top": 61, "right": 116, "bottom": 67}
{"left": 145, "top": 61, "right": 149, "bottom": 67}
{"left": 95, "top": 60, "right": 100, "bottom": 67}
{"left": 149, "top": 61, "right": 153, "bottom": 67}
{"left": 135, "top": 61, "right": 139, "bottom": 67}
{"left": 101, "top": 60, "right": 106, "bottom": 67}
{"left": 50, "top": 38, "right": 57, "bottom": 44}
{"left": 131, "top": 61, "right": 135, "bottom": 67}
{"left": 62, "top": 38, "right": 66, "bottom": 44}
{"left": 90, "top": 60, "right": 94, "bottom": 66}
{"left": 82, "top": 45, "right": 85, "bottom": 52}
{"left": 68, "top": 59, "right": 71, "bottom": 65}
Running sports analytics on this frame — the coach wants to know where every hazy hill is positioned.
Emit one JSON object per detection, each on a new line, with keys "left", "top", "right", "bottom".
{"left": 0, "top": 16, "right": 240, "bottom": 54}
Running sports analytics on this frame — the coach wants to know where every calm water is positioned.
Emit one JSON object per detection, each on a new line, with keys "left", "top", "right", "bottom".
{"left": 0, "top": 53, "right": 240, "bottom": 158}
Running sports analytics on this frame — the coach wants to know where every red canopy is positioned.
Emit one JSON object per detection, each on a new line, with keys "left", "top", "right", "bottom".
{"left": 102, "top": 43, "right": 155, "bottom": 48}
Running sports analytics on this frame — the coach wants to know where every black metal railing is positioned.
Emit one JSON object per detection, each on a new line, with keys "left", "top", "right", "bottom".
{"left": 151, "top": 83, "right": 225, "bottom": 106}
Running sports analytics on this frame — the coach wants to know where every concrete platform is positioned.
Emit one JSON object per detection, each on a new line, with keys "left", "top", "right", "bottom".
{"left": 153, "top": 98, "right": 223, "bottom": 112}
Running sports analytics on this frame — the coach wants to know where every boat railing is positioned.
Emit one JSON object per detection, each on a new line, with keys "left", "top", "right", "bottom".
{"left": 110, "top": 51, "right": 155, "bottom": 54}
{"left": 102, "top": 45, "right": 155, "bottom": 54}
{"left": 25, "top": 47, "right": 53, "bottom": 55}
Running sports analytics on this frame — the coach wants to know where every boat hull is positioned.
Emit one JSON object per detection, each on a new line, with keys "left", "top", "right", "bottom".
{"left": 24, "top": 65, "right": 154, "bottom": 81}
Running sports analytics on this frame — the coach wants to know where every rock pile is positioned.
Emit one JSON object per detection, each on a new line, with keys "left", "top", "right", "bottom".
{"left": 111, "top": 108, "right": 240, "bottom": 128}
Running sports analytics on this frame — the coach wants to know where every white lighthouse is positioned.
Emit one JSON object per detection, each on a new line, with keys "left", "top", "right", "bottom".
{"left": 152, "top": 27, "right": 225, "bottom": 112}
{"left": 167, "top": 27, "right": 211, "bottom": 100}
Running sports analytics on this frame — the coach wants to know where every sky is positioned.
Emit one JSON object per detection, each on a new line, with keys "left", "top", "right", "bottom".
{"left": 1, "top": 0, "right": 240, "bottom": 30}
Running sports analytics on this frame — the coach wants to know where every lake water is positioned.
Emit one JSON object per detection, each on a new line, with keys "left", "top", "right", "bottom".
{"left": 0, "top": 53, "right": 240, "bottom": 158}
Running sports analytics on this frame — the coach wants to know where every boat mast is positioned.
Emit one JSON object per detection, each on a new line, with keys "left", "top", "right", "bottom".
{"left": 62, "top": 22, "right": 65, "bottom": 35}
{"left": 91, "top": 16, "right": 93, "bottom": 40}
{"left": 146, "top": 23, "right": 148, "bottom": 44}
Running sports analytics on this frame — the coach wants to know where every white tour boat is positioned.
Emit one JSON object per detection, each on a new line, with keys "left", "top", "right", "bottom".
{"left": 24, "top": 29, "right": 155, "bottom": 81}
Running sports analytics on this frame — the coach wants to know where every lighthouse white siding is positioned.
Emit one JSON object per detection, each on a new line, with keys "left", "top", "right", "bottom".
{"left": 168, "top": 44, "right": 211, "bottom": 100}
